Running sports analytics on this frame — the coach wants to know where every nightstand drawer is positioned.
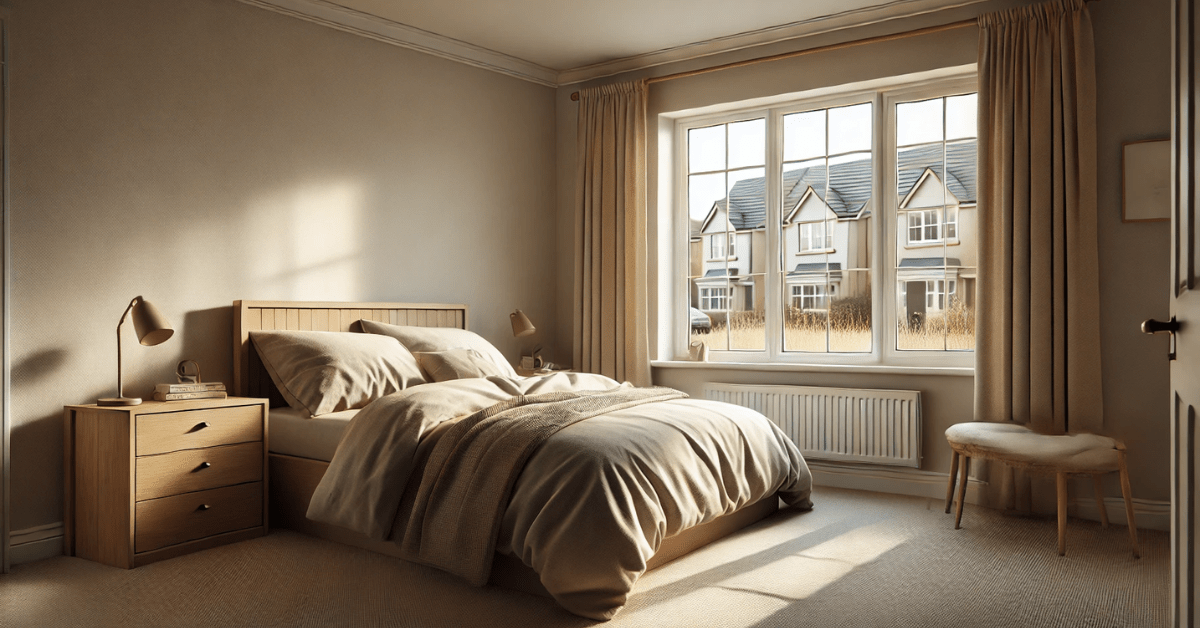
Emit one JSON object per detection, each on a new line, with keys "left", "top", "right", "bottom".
{"left": 135, "top": 442, "right": 264, "bottom": 501}
{"left": 135, "top": 482, "right": 263, "bottom": 553}
{"left": 137, "top": 405, "right": 262, "bottom": 456}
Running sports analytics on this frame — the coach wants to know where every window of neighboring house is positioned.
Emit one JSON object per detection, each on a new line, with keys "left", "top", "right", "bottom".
{"left": 791, "top": 284, "right": 829, "bottom": 310}
{"left": 679, "top": 74, "right": 977, "bottom": 365}
{"left": 700, "top": 286, "right": 729, "bottom": 310}
{"left": 798, "top": 221, "right": 832, "bottom": 253}
{"left": 709, "top": 232, "right": 736, "bottom": 259}
{"left": 905, "top": 207, "right": 959, "bottom": 245}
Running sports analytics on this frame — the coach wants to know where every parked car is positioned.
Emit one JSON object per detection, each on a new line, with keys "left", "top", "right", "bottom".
{"left": 690, "top": 307, "right": 712, "bottom": 332}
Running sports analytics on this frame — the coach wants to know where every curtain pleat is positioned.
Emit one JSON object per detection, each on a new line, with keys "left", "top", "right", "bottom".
{"left": 976, "top": 0, "right": 1102, "bottom": 510}
{"left": 574, "top": 80, "right": 651, "bottom": 386}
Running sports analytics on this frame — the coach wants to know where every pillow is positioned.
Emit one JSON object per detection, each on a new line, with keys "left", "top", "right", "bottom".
{"left": 358, "top": 319, "right": 519, "bottom": 379}
{"left": 250, "top": 330, "right": 426, "bottom": 417}
{"left": 413, "top": 349, "right": 507, "bottom": 382}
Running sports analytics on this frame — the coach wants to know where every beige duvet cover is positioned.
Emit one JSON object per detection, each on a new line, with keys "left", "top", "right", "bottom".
{"left": 307, "top": 373, "right": 813, "bottom": 620}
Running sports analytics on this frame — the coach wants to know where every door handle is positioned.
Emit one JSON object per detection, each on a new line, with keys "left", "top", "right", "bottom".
{"left": 1142, "top": 317, "right": 1180, "bottom": 334}
{"left": 1142, "top": 316, "right": 1179, "bottom": 360}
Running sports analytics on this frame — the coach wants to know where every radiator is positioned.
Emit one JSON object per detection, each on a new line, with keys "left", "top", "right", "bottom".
{"left": 703, "top": 383, "right": 922, "bottom": 467}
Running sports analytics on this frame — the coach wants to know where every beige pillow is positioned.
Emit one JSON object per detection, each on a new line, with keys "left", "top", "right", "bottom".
{"left": 414, "top": 349, "right": 507, "bottom": 382}
{"left": 250, "top": 330, "right": 426, "bottom": 416}
{"left": 358, "top": 319, "right": 519, "bottom": 379}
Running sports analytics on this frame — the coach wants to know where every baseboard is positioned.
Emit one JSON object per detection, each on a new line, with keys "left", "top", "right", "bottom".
{"left": 9, "top": 522, "right": 63, "bottom": 566}
{"left": 809, "top": 462, "right": 1172, "bottom": 531}
{"left": 1071, "top": 497, "right": 1171, "bottom": 532}
{"left": 808, "top": 461, "right": 987, "bottom": 504}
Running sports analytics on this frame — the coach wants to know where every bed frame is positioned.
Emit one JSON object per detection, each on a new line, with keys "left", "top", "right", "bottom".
{"left": 232, "top": 300, "right": 778, "bottom": 597}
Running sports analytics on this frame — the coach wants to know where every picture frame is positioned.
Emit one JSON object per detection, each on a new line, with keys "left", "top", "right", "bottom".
{"left": 1122, "top": 138, "right": 1171, "bottom": 223}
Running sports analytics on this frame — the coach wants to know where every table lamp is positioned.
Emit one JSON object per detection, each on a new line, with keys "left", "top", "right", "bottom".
{"left": 510, "top": 310, "right": 536, "bottom": 337}
{"left": 97, "top": 296, "right": 174, "bottom": 406}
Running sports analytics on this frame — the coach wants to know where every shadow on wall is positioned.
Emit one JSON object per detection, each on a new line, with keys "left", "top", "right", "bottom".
{"left": 176, "top": 307, "right": 235, "bottom": 391}
{"left": 11, "top": 348, "right": 69, "bottom": 390}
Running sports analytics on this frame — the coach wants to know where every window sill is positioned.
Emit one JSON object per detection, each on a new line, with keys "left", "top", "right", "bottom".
{"left": 651, "top": 359, "right": 974, "bottom": 377}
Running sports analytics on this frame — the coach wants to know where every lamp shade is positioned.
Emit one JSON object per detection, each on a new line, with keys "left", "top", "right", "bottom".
{"left": 510, "top": 310, "right": 536, "bottom": 337}
{"left": 131, "top": 298, "right": 174, "bottom": 346}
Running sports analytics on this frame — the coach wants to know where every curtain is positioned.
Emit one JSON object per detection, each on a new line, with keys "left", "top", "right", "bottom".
{"left": 574, "top": 80, "right": 652, "bottom": 387}
{"left": 975, "top": 0, "right": 1102, "bottom": 510}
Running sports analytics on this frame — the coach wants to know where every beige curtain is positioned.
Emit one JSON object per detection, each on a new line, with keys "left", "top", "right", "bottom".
{"left": 975, "top": 0, "right": 1102, "bottom": 509}
{"left": 574, "top": 80, "right": 652, "bottom": 386}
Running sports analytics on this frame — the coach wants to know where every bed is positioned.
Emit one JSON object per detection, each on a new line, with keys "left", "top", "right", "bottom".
{"left": 232, "top": 300, "right": 811, "bottom": 620}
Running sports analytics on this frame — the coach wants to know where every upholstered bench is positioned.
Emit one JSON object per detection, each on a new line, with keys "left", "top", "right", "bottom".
{"left": 943, "top": 422, "right": 1139, "bottom": 558}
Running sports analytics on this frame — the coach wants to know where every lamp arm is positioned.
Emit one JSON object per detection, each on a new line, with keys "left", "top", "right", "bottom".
{"left": 114, "top": 297, "right": 139, "bottom": 399}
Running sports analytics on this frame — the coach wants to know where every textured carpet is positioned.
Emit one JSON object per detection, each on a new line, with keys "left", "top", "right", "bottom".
{"left": 0, "top": 487, "right": 1168, "bottom": 628}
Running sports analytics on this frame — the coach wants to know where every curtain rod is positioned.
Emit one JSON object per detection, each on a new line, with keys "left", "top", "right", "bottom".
{"left": 569, "top": 0, "right": 1099, "bottom": 102}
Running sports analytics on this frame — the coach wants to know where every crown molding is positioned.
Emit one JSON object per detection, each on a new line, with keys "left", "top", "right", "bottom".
{"left": 233, "top": 0, "right": 559, "bottom": 87}
{"left": 235, "top": 0, "right": 986, "bottom": 89}
{"left": 557, "top": 0, "right": 987, "bottom": 86}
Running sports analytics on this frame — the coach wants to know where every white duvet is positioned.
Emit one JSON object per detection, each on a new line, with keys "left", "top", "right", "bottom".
{"left": 307, "top": 372, "right": 812, "bottom": 620}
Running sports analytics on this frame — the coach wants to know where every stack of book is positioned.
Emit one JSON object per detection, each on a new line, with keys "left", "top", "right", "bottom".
{"left": 153, "top": 382, "right": 227, "bottom": 401}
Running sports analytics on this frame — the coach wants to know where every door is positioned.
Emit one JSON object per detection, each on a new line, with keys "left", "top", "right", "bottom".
{"left": 1162, "top": 2, "right": 1200, "bottom": 624}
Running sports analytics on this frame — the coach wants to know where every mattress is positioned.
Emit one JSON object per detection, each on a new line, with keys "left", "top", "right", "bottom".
{"left": 269, "top": 407, "right": 357, "bottom": 461}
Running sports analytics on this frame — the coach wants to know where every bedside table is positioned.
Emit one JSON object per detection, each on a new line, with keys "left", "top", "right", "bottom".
{"left": 63, "top": 397, "right": 269, "bottom": 568}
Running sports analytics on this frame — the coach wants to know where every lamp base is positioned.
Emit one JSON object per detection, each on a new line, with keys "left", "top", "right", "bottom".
{"left": 97, "top": 397, "right": 142, "bottom": 406}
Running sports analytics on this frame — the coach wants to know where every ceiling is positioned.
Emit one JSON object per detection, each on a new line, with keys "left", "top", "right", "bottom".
{"left": 244, "top": 0, "right": 985, "bottom": 85}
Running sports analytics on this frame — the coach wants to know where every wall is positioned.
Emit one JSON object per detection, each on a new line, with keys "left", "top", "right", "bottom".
{"left": 10, "top": 0, "right": 557, "bottom": 534}
{"left": 556, "top": 0, "right": 1173, "bottom": 508}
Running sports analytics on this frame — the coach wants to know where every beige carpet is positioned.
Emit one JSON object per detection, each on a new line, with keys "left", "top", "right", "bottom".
{"left": 0, "top": 487, "right": 1168, "bottom": 628}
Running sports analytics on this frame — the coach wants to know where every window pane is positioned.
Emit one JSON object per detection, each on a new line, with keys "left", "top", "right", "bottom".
{"left": 782, "top": 275, "right": 830, "bottom": 353}
{"left": 897, "top": 142, "right": 945, "bottom": 207}
{"left": 689, "top": 125, "right": 725, "bottom": 173}
{"left": 783, "top": 109, "right": 826, "bottom": 162}
{"left": 897, "top": 98, "right": 944, "bottom": 146}
{"left": 829, "top": 270, "right": 871, "bottom": 353}
{"left": 729, "top": 274, "right": 766, "bottom": 351}
{"left": 827, "top": 150, "right": 871, "bottom": 270}
{"left": 896, "top": 271, "right": 949, "bottom": 351}
{"left": 691, "top": 278, "right": 729, "bottom": 351}
{"left": 828, "top": 103, "right": 872, "bottom": 155}
{"left": 947, "top": 269, "right": 976, "bottom": 350}
{"left": 689, "top": 172, "right": 725, "bottom": 223}
{"left": 728, "top": 118, "right": 766, "bottom": 169}
{"left": 946, "top": 94, "right": 978, "bottom": 140}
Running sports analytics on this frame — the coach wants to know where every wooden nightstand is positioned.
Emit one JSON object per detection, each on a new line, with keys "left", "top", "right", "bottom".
{"left": 63, "top": 397, "right": 269, "bottom": 568}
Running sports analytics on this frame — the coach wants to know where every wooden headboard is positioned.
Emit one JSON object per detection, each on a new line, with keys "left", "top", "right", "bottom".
{"left": 232, "top": 300, "right": 470, "bottom": 403}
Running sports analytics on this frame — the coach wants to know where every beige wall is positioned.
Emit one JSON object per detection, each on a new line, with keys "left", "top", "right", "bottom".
{"left": 9, "top": 0, "right": 557, "bottom": 531}
{"left": 556, "top": 0, "right": 1172, "bottom": 504}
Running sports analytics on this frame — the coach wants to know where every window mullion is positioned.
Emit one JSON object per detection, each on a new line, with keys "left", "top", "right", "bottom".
{"left": 764, "top": 109, "right": 784, "bottom": 361}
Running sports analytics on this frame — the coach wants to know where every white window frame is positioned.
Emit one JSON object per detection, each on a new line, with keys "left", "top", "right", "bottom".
{"left": 672, "top": 72, "right": 976, "bottom": 367}
{"left": 708, "top": 232, "right": 736, "bottom": 259}
{"left": 699, "top": 286, "right": 730, "bottom": 311}
{"left": 797, "top": 221, "right": 833, "bottom": 253}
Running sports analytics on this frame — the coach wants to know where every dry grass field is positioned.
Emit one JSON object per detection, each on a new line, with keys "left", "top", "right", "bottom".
{"left": 691, "top": 299, "right": 974, "bottom": 353}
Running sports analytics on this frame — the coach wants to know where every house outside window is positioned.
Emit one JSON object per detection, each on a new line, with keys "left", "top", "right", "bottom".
{"left": 679, "top": 73, "right": 977, "bottom": 365}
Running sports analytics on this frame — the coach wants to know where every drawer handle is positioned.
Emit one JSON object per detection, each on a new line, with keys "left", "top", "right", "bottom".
{"left": 193, "top": 461, "right": 211, "bottom": 472}
{"left": 188, "top": 422, "right": 211, "bottom": 433}
{"left": 196, "top": 504, "right": 211, "bottom": 511}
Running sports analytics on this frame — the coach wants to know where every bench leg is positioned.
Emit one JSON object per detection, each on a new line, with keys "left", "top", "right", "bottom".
{"left": 1092, "top": 474, "right": 1109, "bottom": 528}
{"left": 1057, "top": 473, "right": 1068, "bottom": 556}
{"left": 954, "top": 455, "right": 970, "bottom": 529}
{"left": 945, "top": 450, "right": 960, "bottom": 514}
{"left": 1117, "top": 449, "right": 1141, "bottom": 559}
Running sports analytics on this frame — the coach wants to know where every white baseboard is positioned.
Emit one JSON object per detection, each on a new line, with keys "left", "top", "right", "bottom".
{"left": 809, "top": 462, "right": 1171, "bottom": 531}
{"left": 9, "top": 522, "right": 63, "bottom": 566}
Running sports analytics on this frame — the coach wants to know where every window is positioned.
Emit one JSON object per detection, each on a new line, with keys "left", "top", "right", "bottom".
{"left": 791, "top": 284, "right": 830, "bottom": 310}
{"left": 700, "top": 286, "right": 729, "bottom": 311}
{"left": 905, "top": 207, "right": 959, "bottom": 245}
{"left": 709, "top": 232, "right": 736, "bottom": 259}
{"left": 798, "top": 221, "right": 832, "bottom": 253}
{"left": 679, "top": 75, "right": 977, "bottom": 364}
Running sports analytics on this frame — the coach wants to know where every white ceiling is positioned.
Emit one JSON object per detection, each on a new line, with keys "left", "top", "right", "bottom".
{"left": 242, "top": 0, "right": 985, "bottom": 85}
